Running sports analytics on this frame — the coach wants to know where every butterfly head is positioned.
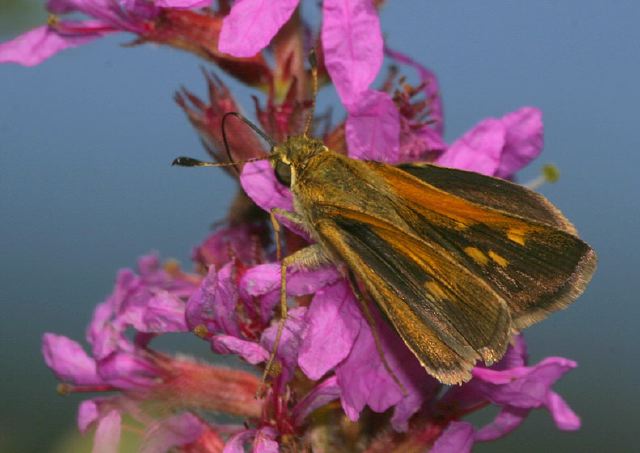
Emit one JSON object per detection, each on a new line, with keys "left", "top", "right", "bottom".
{"left": 271, "top": 135, "right": 326, "bottom": 187}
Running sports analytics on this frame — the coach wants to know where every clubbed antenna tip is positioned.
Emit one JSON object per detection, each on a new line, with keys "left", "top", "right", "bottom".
{"left": 172, "top": 156, "right": 210, "bottom": 167}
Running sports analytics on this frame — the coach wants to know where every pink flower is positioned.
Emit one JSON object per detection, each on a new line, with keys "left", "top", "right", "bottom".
{"left": 431, "top": 336, "right": 580, "bottom": 451}
{"left": 436, "top": 107, "right": 543, "bottom": 178}
{"left": 218, "top": 0, "right": 400, "bottom": 163}
{"left": 0, "top": 0, "right": 211, "bottom": 66}
{"left": 43, "top": 253, "right": 261, "bottom": 452}
{"left": 218, "top": 0, "right": 300, "bottom": 58}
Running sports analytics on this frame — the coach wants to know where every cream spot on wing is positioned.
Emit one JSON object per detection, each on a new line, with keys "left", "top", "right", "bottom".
{"left": 464, "top": 246, "right": 489, "bottom": 266}
{"left": 507, "top": 228, "right": 526, "bottom": 245}
{"left": 425, "top": 280, "right": 448, "bottom": 300}
{"left": 488, "top": 250, "right": 509, "bottom": 268}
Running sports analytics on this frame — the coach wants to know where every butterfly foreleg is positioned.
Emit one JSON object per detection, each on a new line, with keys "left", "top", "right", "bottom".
{"left": 261, "top": 209, "right": 329, "bottom": 393}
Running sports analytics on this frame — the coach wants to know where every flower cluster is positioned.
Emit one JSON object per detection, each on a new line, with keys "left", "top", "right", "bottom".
{"left": 3, "top": 1, "right": 579, "bottom": 452}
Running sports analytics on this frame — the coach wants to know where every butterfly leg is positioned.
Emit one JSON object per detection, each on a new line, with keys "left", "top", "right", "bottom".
{"left": 260, "top": 209, "right": 328, "bottom": 394}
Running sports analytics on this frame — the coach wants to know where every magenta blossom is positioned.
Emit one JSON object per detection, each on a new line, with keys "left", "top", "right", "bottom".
{"left": 431, "top": 336, "right": 580, "bottom": 452}
{"left": 219, "top": 0, "right": 400, "bottom": 163}
{"left": 0, "top": 0, "right": 210, "bottom": 66}
{"left": 43, "top": 253, "right": 262, "bottom": 452}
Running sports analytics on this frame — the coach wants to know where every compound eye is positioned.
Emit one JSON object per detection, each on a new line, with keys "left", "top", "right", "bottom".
{"left": 274, "top": 160, "right": 292, "bottom": 187}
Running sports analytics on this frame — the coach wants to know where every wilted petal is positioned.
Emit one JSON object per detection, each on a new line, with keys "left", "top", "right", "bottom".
{"left": 322, "top": 0, "right": 383, "bottom": 105}
{"left": 298, "top": 281, "right": 361, "bottom": 379}
{"left": 98, "top": 351, "right": 161, "bottom": 389}
{"left": 42, "top": 333, "right": 102, "bottom": 385}
{"left": 93, "top": 409, "right": 122, "bottom": 453}
{"left": 398, "top": 118, "right": 446, "bottom": 163}
{"left": 336, "top": 316, "right": 403, "bottom": 420}
{"left": 240, "top": 160, "right": 293, "bottom": 212}
{"left": 475, "top": 405, "right": 530, "bottom": 441}
{"left": 0, "top": 25, "right": 101, "bottom": 66}
{"left": 495, "top": 107, "right": 543, "bottom": 178}
{"left": 436, "top": 117, "right": 505, "bottom": 175}
{"left": 218, "top": 0, "right": 299, "bottom": 57}
{"left": 186, "top": 263, "right": 240, "bottom": 336}
{"left": 292, "top": 376, "right": 341, "bottom": 425}
{"left": 545, "top": 391, "right": 581, "bottom": 431}
{"left": 346, "top": 90, "right": 400, "bottom": 162}
{"left": 261, "top": 307, "right": 307, "bottom": 382}
{"left": 193, "top": 224, "right": 264, "bottom": 269}
{"left": 141, "top": 413, "right": 207, "bottom": 453}
{"left": 211, "top": 334, "right": 269, "bottom": 364}
{"left": 223, "top": 429, "right": 255, "bottom": 453}
{"left": 385, "top": 47, "right": 444, "bottom": 134}
{"left": 431, "top": 421, "right": 475, "bottom": 453}
{"left": 254, "top": 427, "right": 279, "bottom": 453}
{"left": 142, "top": 292, "right": 188, "bottom": 333}
{"left": 241, "top": 263, "right": 340, "bottom": 297}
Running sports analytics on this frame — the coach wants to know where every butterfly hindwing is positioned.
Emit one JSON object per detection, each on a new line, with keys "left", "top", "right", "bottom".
{"left": 315, "top": 210, "right": 511, "bottom": 384}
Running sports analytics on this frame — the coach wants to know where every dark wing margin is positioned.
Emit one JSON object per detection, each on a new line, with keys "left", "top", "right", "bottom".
{"left": 316, "top": 213, "right": 512, "bottom": 385}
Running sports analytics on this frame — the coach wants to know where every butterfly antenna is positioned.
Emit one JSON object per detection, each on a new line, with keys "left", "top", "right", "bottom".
{"left": 302, "top": 49, "right": 318, "bottom": 137}
{"left": 171, "top": 155, "right": 266, "bottom": 168}
{"left": 220, "top": 111, "right": 276, "bottom": 175}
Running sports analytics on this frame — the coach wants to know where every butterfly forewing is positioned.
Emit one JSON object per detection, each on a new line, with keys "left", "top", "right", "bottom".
{"left": 371, "top": 162, "right": 597, "bottom": 329}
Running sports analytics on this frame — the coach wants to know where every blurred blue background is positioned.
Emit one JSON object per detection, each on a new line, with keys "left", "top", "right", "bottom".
{"left": 1, "top": 1, "right": 638, "bottom": 451}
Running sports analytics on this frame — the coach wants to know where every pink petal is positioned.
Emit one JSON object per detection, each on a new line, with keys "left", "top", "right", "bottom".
{"left": 336, "top": 317, "right": 403, "bottom": 420}
{"left": 240, "top": 263, "right": 340, "bottom": 298}
{"left": 240, "top": 160, "right": 293, "bottom": 212}
{"left": 345, "top": 90, "right": 400, "bottom": 162}
{"left": 495, "top": 107, "right": 543, "bottom": 178}
{"left": 211, "top": 334, "right": 269, "bottom": 364}
{"left": 491, "top": 334, "right": 528, "bottom": 370}
{"left": 322, "top": 0, "right": 383, "bottom": 105}
{"left": 155, "top": 0, "right": 211, "bottom": 8}
{"left": 42, "top": 333, "right": 102, "bottom": 385}
{"left": 137, "top": 254, "right": 160, "bottom": 275}
{"left": 292, "top": 376, "right": 341, "bottom": 425}
{"left": 141, "top": 413, "right": 206, "bottom": 453}
{"left": 218, "top": 0, "right": 300, "bottom": 57}
{"left": 46, "top": 0, "right": 78, "bottom": 14}
{"left": 0, "top": 25, "right": 100, "bottom": 67}
{"left": 385, "top": 47, "right": 444, "bottom": 134}
{"left": 93, "top": 409, "right": 122, "bottom": 453}
{"left": 142, "top": 292, "right": 188, "bottom": 333}
{"left": 98, "top": 352, "right": 161, "bottom": 389}
{"left": 298, "top": 281, "right": 361, "bottom": 379}
{"left": 545, "top": 391, "right": 581, "bottom": 431}
{"left": 78, "top": 400, "right": 100, "bottom": 433}
{"left": 398, "top": 118, "right": 447, "bottom": 162}
{"left": 431, "top": 421, "right": 475, "bottom": 453}
{"left": 260, "top": 307, "right": 307, "bottom": 382}
{"left": 436, "top": 117, "right": 505, "bottom": 175}
{"left": 192, "top": 224, "right": 265, "bottom": 269}
{"left": 223, "top": 430, "right": 255, "bottom": 453}
{"left": 472, "top": 357, "right": 577, "bottom": 408}
{"left": 185, "top": 263, "right": 240, "bottom": 336}
{"left": 254, "top": 427, "right": 279, "bottom": 453}
{"left": 475, "top": 405, "right": 530, "bottom": 441}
